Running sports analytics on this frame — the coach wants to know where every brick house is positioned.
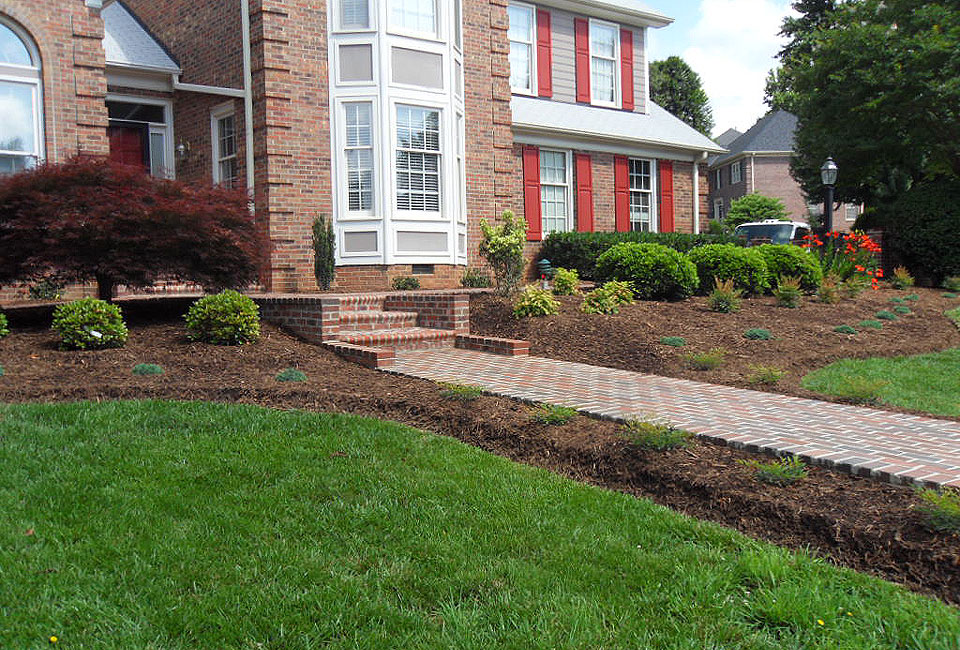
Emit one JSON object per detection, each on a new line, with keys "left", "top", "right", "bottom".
{"left": 708, "top": 110, "right": 860, "bottom": 231}
{"left": 1, "top": 0, "right": 722, "bottom": 296}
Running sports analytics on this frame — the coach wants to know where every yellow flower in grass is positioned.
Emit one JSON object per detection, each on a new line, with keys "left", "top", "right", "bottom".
{"left": 49, "top": 636, "right": 58, "bottom": 644}
{"left": 817, "top": 619, "right": 825, "bottom": 626}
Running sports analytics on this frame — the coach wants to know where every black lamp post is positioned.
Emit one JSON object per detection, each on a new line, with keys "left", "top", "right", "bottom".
{"left": 820, "top": 157, "right": 838, "bottom": 233}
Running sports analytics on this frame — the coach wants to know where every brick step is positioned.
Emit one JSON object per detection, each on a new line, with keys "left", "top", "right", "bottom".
{"left": 339, "top": 309, "right": 418, "bottom": 330}
{"left": 323, "top": 341, "right": 396, "bottom": 369}
{"left": 337, "top": 294, "right": 386, "bottom": 312}
{"left": 335, "top": 327, "right": 456, "bottom": 351}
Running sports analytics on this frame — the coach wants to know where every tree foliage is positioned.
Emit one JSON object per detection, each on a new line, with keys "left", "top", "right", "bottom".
{"left": 765, "top": 0, "right": 838, "bottom": 112}
{"left": 0, "top": 158, "right": 263, "bottom": 300}
{"left": 650, "top": 56, "right": 714, "bottom": 136}
{"left": 725, "top": 193, "right": 790, "bottom": 230}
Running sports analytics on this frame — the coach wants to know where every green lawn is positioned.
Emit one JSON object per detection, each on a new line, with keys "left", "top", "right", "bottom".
{"left": 802, "top": 348, "right": 960, "bottom": 417}
{"left": 1, "top": 401, "right": 958, "bottom": 649}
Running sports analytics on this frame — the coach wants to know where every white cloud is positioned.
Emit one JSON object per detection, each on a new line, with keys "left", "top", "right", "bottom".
{"left": 681, "top": 0, "right": 795, "bottom": 135}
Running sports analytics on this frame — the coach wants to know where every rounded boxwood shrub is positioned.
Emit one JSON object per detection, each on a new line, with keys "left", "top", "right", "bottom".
{"left": 185, "top": 290, "right": 261, "bottom": 345}
{"left": 687, "top": 244, "right": 770, "bottom": 295}
{"left": 595, "top": 242, "right": 698, "bottom": 300}
{"left": 51, "top": 298, "right": 128, "bottom": 350}
{"left": 0, "top": 312, "right": 8, "bottom": 340}
{"left": 756, "top": 244, "right": 823, "bottom": 292}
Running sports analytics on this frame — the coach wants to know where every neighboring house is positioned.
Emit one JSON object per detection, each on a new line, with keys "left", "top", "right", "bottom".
{"left": 713, "top": 128, "right": 741, "bottom": 149}
{"left": 708, "top": 110, "right": 859, "bottom": 230}
{"left": 1, "top": 0, "right": 723, "bottom": 295}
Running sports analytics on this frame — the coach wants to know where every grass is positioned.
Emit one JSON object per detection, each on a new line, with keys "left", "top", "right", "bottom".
{"left": 439, "top": 382, "right": 484, "bottom": 401}
{"left": 858, "top": 319, "right": 883, "bottom": 330}
{"left": 684, "top": 347, "right": 727, "bottom": 370}
{"left": 1, "top": 402, "right": 959, "bottom": 648}
{"left": 739, "top": 456, "right": 809, "bottom": 487}
{"left": 620, "top": 419, "right": 692, "bottom": 450}
{"left": 747, "top": 364, "right": 786, "bottom": 386}
{"left": 801, "top": 349, "right": 960, "bottom": 416}
{"left": 948, "top": 307, "right": 960, "bottom": 330}
{"left": 916, "top": 488, "right": 960, "bottom": 533}
{"left": 530, "top": 403, "right": 578, "bottom": 425}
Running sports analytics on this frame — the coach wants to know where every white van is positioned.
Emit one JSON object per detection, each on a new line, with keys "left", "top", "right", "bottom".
{"left": 734, "top": 220, "right": 811, "bottom": 245}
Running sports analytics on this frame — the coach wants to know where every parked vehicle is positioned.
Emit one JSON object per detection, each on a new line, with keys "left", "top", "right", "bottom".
{"left": 734, "top": 220, "right": 810, "bottom": 245}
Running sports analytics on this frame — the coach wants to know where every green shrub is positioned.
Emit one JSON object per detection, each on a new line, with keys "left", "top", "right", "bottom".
{"left": 276, "top": 368, "right": 307, "bottom": 383}
{"left": 875, "top": 310, "right": 898, "bottom": 321}
{"left": 943, "top": 277, "right": 960, "bottom": 292}
{"left": 28, "top": 277, "right": 64, "bottom": 301}
{"left": 840, "top": 275, "right": 869, "bottom": 299}
{"left": 725, "top": 193, "right": 790, "bottom": 230}
{"left": 312, "top": 215, "right": 336, "bottom": 290}
{"left": 744, "top": 328, "right": 773, "bottom": 340}
{"left": 747, "top": 364, "right": 785, "bottom": 385}
{"left": 833, "top": 325, "right": 857, "bottom": 334}
{"left": 392, "top": 276, "right": 421, "bottom": 291}
{"left": 595, "top": 243, "right": 698, "bottom": 300}
{"left": 581, "top": 281, "right": 634, "bottom": 315}
{"left": 185, "top": 290, "right": 261, "bottom": 345}
{"left": 947, "top": 307, "right": 960, "bottom": 329}
{"left": 817, "top": 274, "right": 841, "bottom": 304}
{"left": 0, "top": 364, "right": 4, "bottom": 377}
{"left": 904, "top": 293, "right": 920, "bottom": 302}
{"left": 439, "top": 382, "right": 483, "bottom": 401}
{"left": 858, "top": 319, "right": 883, "bottom": 330}
{"left": 739, "top": 456, "right": 808, "bottom": 486}
{"left": 707, "top": 277, "right": 742, "bottom": 313}
{"left": 772, "top": 275, "right": 802, "bottom": 308}
{"left": 660, "top": 336, "right": 687, "bottom": 347}
{"left": 890, "top": 297, "right": 906, "bottom": 305}
{"left": 684, "top": 347, "right": 727, "bottom": 370}
{"left": 539, "top": 231, "right": 742, "bottom": 279}
{"left": 621, "top": 419, "right": 692, "bottom": 450}
{"left": 530, "top": 404, "right": 577, "bottom": 425}
{"left": 687, "top": 244, "right": 770, "bottom": 295}
{"left": 894, "top": 306, "right": 912, "bottom": 315}
{"left": 831, "top": 377, "right": 889, "bottom": 405}
{"left": 461, "top": 268, "right": 492, "bottom": 288}
{"left": 756, "top": 245, "right": 823, "bottom": 292}
{"left": 890, "top": 266, "right": 915, "bottom": 290}
{"left": 0, "top": 312, "right": 8, "bottom": 339}
{"left": 551, "top": 267, "right": 580, "bottom": 295}
{"left": 51, "top": 298, "right": 129, "bottom": 350}
{"left": 943, "top": 293, "right": 958, "bottom": 299}
{"left": 513, "top": 286, "right": 560, "bottom": 318}
{"left": 132, "top": 363, "right": 163, "bottom": 376}
{"left": 916, "top": 488, "right": 960, "bottom": 533}
{"left": 480, "top": 210, "right": 526, "bottom": 296}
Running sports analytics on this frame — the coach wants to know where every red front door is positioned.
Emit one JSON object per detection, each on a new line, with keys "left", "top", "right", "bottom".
{"left": 108, "top": 125, "right": 148, "bottom": 169}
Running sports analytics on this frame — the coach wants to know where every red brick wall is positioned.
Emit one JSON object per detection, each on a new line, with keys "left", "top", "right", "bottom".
{"left": 752, "top": 156, "right": 809, "bottom": 220}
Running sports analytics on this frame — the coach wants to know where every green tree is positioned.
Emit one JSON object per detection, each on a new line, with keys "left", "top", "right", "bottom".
{"left": 649, "top": 57, "right": 714, "bottom": 136}
{"left": 764, "top": 0, "right": 838, "bottom": 112}
{"left": 725, "top": 193, "right": 790, "bottom": 230}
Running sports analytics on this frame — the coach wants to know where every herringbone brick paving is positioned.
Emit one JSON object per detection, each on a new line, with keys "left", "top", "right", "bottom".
{"left": 387, "top": 348, "right": 960, "bottom": 488}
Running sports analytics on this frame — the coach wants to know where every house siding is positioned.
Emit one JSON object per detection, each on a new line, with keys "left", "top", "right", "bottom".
{"left": 551, "top": 10, "right": 576, "bottom": 104}
{"left": 632, "top": 27, "right": 646, "bottom": 114}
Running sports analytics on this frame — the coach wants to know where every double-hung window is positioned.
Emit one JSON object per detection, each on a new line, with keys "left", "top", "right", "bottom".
{"left": 731, "top": 161, "right": 742, "bottom": 184}
{"left": 713, "top": 198, "right": 724, "bottom": 220}
{"left": 212, "top": 105, "right": 237, "bottom": 187}
{"left": 339, "top": 0, "right": 370, "bottom": 30}
{"left": 540, "top": 150, "right": 570, "bottom": 234}
{"left": 345, "top": 102, "right": 375, "bottom": 212}
{"left": 0, "top": 21, "right": 42, "bottom": 174}
{"left": 396, "top": 106, "right": 441, "bottom": 212}
{"left": 390, "top": 0, "right": 437, "bottom": 37}
{"left": 714, "top": 168, "right": 722, "bottom": 189}
{"left": 590, "top": 21, "right": 619, "bottom": 106}
{"left": 629, "top": 159, "right": 654, "bottom": 232}
{"left": 507, "top": 3, "right": 536, "bottom": 95}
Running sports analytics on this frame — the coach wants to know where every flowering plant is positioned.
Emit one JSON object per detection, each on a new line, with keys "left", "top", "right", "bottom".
{"left": 801, "top": 231, "right": 883, "bottom": 289}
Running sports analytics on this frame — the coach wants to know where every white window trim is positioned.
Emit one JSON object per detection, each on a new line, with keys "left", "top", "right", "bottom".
{"left": 588, "top": 18, "right": 621, "bottom": 109}
{"left": 107, "top": 93, "right": 175, "bottom": 179}
{"left": 507, "top": 2, "right": 537, "bottom": 97}
{"left": 334, "top": 0, "right": 376, "bottom": 33}
{"left": 731, "top": 160, "right": 742, "bottom": 185}
{"left": 392, "top": 102, "right": 444, "bottom": 220}
{"left": 539, "top": 148, "right": 573, "bottom": 234}
{"left": 453, "top": 0, "right": 463, "bottom": 52}
{"left": 714, "top": 168, "right": 722, "bottom": 189}
{"left": 0, "top": 19, "right": 44, "bottom": 168}
{"left": 340, "top": 225, "right": 382, "bottom": 258}
{"left": 713, "top": 198, "right": 724, "bottom": 220}
{"left": 210, "top": 101, "right": 237, "bottom": 186}
{"left": 628, "top": 157, "right": 658, "bottom": 233}
{"left": 387, "top": 0, "right": 443, "bottom": 42}
{"left": 339, "top": 98, "right": 377, "bottom": 218}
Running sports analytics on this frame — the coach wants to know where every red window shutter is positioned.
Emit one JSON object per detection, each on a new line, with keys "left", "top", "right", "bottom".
{"left": 574, "top": 18, "right": 590, "bottom": 103}
{"left": 620, "top": 29, "right": 634, "bottom": 111}
{"left": 523, "top": 146, "right": 543, "bottom": 241}
{"left": 614, "top": 155, "right": 630, "bottom": 232}
{"left": 575, "top": 153, "right": 594, "bottom": 232}
{"left": 536, "top": 10, "right": 552, "bottom": 98}
{"left": 659, "top": 160, "right": 675, "bottom": 233}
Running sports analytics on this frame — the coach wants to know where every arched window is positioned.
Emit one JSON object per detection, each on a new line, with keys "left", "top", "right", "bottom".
{"left": 0, "top": 19, "right": 42, "bottom": 174}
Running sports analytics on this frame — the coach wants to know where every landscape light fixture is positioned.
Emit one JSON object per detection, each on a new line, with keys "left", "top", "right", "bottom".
{"left": 820, "top": 157, "right": 838, "bottom": 232}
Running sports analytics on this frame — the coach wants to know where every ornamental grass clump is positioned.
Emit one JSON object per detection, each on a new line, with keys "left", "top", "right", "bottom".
{"left": 707, "top": 278, "right": 742, "bottom": 313}
{"left": 684, "top": 347, "right": 727, "bottom": 370}
{"left": 0, "top": 364, "right": 4, "bottom": 377}
{"left": 890, "top": 297, "right": 906, "bottom": 305}
{"left": 581, "top": 281, "right": 634, "bottom": 315}
{"left": 947, "top": 307, "right": 960, "bottom": 329}
{"left": 894, "top": 306, "right": 912, "bottom": 315}
{"left": 739, "top": 456, "right": 808, "bottom": 486}
{"left": 551, "top": 268, "right": 580, "bottom": 295}
{"left": 858, "top": 319, "right": 883, "bottom": 330}
{"left": 904, "top": 293, "right": 920, "bottom": 302}
{"left": 840, "top": 274, "right": 869, "bottom": 299}
{"left": 817, "top": 274, "right": 841, "bottom": 304}
{"left": 772, "top": 275, "right": 803, "bottom": 308}
{"left": 530, "top": 403, "right": 577, "bottom": 426}
{"left": 132, "top": 363, "right": 164, "bottom": 376}
{"left": 660, "top": 336, "right": 686, "bottom": 347}
{"left": 185, "top": 290, "right": 261, "bottom": 345}
{"left": 744, "top": 328, "right": 773, "bottom": 340}
{"left": 890, "top": 266, "right": 915, "bottom": 290}
{"left": 439, "top": 382, "right": 483, "bottom": 401}
{"left": 513, "top": 286, "right": 560, "bottom": 318}
{"left": 52, "top": 298, "right": 129, "bottom": 350}
{"left": 276, "top": 368, "right": 308, "bottom": 383}
{"left": 916, "top": 487, "right": 960, "bottom": 533}
{"left": 620, "top": 419, "right": 692, "bottom": 450}
{"left": 833, "top": 377, "right": 889, "bottom": 405}
{"left": 0, "top": 312, "right": 8, "bottom": 339}
{"left": 747, "top": 364, "right": 785, "bottom": 385}
{"left": 833, "top": 325, "right": 857, "bottom": 335}
{"left": 943, "top": 277, "right": 960, "bottom": 292}
{"left": 875, "top": 310, "right": 898, "bottom": 321}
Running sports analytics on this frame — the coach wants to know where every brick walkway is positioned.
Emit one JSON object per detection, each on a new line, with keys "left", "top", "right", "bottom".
{"left": 387, "top": 348, "right": 960, "bottom": 488}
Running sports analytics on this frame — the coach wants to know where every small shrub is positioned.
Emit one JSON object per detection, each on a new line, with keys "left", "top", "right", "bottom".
{"left": 480, "top": 210, "right": 526, "bottom": 296}
{"left": 684, "top": 347, "right": 727, "bottom": 370}
{"left": 707, "top": 277, "right": 742, "bottom": 313}
{"left": 461, "top": 268, "right": 492, "bottom": 288}
{"left": 185, "top": 290, "right": 261, "bottom": 345}
{"left": 772, "top": 275, "right": 802, "bottom": 308}
{"left": 833, "top": 325, "right": 857, "bottom": 334}
{"left": 439, "top": 382, "right": 483, "bottom": 401}
{"left": 739, "top": 456, "right": 808, "bottom": 486}
{"left": 621, "top": 419, "right": 692, "bottom": 450}
{"left": 276, "top": 368, "right": 307, "bottom": 383}
{"left": 943, "top": 277, "right": 960, "bottom": 292}
{"left": 551, "top": 267, "right": 580, "bottom": 295}
{"left": 875, "top": 310, "right": 898, "bottom": 321}
{"left": 595, "top": 242, "right": 698, "bottom": 300}
{"left": 832, "top": 377, "right": 889, "bottom": 405}
{"left": 858, "top": 319, "right": 883, "bottom": 330}
{"left": 756, "top": 244, "right": 823, "bottom": 292}
{"left": 890, "top": 297, "right": 906, "bottom": 305}
{"left": 0, "top": 312, "right": 8, "bottom": 339}
{"left": 890, "top": 265, "right": 915, "bottom": 289}
{"left": 392, "top": 276, "right": 421, "bottom": 291}
{"left": 51, "top": 298, "right": 129, "bottom": 350}
{"left": 916, "top": 488, "right": 960, "bottom": 533}
{"left": 687, "top": 244, "right": 770, "bottom": 295}
{"left": 582, "top": 281, "right": 634, "bottom": 315}
{"left": 0, "top": 364, "right": 4, "bottom": 377}
{"left": 312, "top": 215, "right": 336, "bottom": 290}
{"left": 132, "top": 363, "right": 164, "bottom": 376}
{"left": 894, "top": 306, "right": 912, "bottom": 315}
{"left": 947, "top": 307, "right": 960, "bottom": 329}
{"left": 744, "top": 328, "right": 773, "bottom": 340}
{"left": 904, "top": 293, "right": 920, "bottom": 302}
{"left": 660, "top": 336, "right": 687, "bottom": 347}
{"left": 28, "top": 277, "right": 64, "bottom": 301}
{"left": 747, "top": 364, "right": 785, "bottom": 385}
{"left": 513, "top": 286, "right": 560, "bottom": 318}
{"left": 943, "top": 293, "right": 958, "bottom": 299}
{"left": 840, "top": 275, "right": 868, "bottom": 299}
{"left": 817, "top": 274, "right": 841, "bottom": 304}
{"left": 531, "top": 403, "right": 577, "bottom": 425}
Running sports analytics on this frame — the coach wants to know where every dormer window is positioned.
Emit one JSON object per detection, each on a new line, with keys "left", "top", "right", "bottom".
{"left": 589, "top": 21, "right": 619, "bottom": 107}
{"left": 508, "top": 3, "right": 536, "bottom": 95}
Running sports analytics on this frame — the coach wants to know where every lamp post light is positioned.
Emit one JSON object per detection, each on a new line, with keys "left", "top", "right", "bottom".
{"left": 820, "top": 157, "right": 838, "bottom": 233}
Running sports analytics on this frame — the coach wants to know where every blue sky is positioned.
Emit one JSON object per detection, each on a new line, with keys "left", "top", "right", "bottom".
{"left": 641, "top": 0, "right": 796, "bottom": 136}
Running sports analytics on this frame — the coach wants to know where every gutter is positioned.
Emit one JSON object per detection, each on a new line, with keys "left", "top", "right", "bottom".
{"left": 512, "top": 122, "right": 726, "bottom": 158}
{"left": 172, "top": 76, "right": 245, "bottom": 98}
{"left": 693, "top": 152, "right": 707, "bottom": 234}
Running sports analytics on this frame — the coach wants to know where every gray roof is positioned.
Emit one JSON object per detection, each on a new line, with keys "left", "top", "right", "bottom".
{"left": 713, "top": 128, "right": 742, "bottom": 148}
{"left": 710, "top": 110, "right": 797, "bottom": 166}
{"left": 102, "top": 1, "right": 180, "bottom": 74}
{"left": 511, "top": 96, "right": 726, "bottom": 154}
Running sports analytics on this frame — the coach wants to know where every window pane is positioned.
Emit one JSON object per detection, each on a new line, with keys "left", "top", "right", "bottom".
{"left": 539, "top": 151, "right": 565, "bottom": 184}
{"left": 396, "top": 106, "right": 441, "bottom": 212}
{"left": 340, "top": 0, "right": 369, "bottom": 29}
{"left": 508, "top": 5, "right": 533, "bottom": 42}
{"left": 0, "top": 153, "right": 34, "bottom": 175}
{"left": 149, "top": 132, "right": 165, "bottom": 177}
{"left": 390, "top": 0, "right": 436, "bottom": 35}
{"left": 345, "top": 103, "right": 372, "bottom": 146}
{"left": 591, "top": 58, "right": 615, "bottom": 102}
{"left": 0, "top": 23, "right": 32, "bottom": 66}
{"left": 107, "top": 102, "right": 166, "bottom": 124}
{"left": 509, "top": 42, "right": 532, "bottom": 91}
{"left": 590, "top": 24, "right": 616, "bottom": 58}
{"left": 0, "top": 81, "right": 36, "bottom": 153}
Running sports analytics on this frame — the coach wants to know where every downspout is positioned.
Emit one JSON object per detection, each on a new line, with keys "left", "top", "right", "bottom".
{"left": 694, "top": 152, "right": 708, "bottom": 234}
{"left": 241, "top": 0, "right": 255, "bottom": 194}
{"left": 750, "top": 153, "right": 756, "bottom": 193}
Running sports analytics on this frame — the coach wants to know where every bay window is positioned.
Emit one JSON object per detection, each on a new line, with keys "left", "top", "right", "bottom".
{"left": 345, "top": 102, "right": 375, "bottom": 212}
{"left": 0, "top": 21, "right": 42, "bottom": 174}
{"left": 390, "top": 0, "right": 437, "bottom": 37}
{"left": 339, "top": 0, "right": 370, "bottom": 30}
{"left": 396, "top": 105, "right": 441, "bottom": 212}
{"left": 508, "top": 3, "right": 536, "bottom": 94}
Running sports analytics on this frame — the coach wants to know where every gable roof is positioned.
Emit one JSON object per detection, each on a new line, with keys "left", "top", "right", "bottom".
{"left": 102, "top": 1, "right": 180, "bottom": 74}
{"left": 713, "top": 128, "right": 742, "bottom": 148}
{"left": 710, "top": 110, "right": 797, "bottom": 166}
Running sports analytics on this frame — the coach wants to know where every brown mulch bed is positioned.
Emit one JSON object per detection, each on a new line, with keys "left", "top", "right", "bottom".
{"left": 470, "top": 286, "right": 960, "bottom": 418}
{"left": 1, "top": 319, "right": 959, "bottom": 605}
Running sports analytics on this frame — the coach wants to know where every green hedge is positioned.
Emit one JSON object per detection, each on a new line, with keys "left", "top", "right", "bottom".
{"left": 595, "top": 243, "right": 699, "bottom": 300}
{"left": 687, "top": 244, "right": 771, "bottom": 295}
{"left": 539, "top": 231, "right": 743, "bottom": 279}
{"left": 756, "top": 244, "right": 823, "bottom": 292}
